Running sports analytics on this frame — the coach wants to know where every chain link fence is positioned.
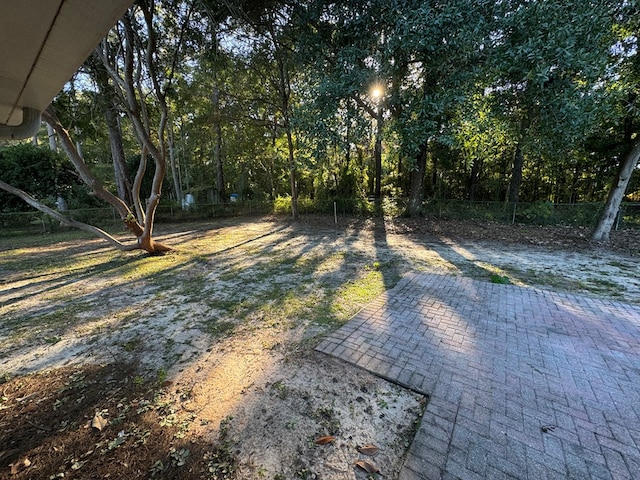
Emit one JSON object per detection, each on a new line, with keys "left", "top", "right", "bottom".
{"left": 421, "top": 200, "right": 640, "bottom": 228}
{"left": 1, "top": 199, "right": 639, "bottom": 237}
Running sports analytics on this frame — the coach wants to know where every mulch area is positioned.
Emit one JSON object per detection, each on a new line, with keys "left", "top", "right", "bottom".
{"left": 393, "top": 216, "right": 638, "bottom": 254}
{"left": 0, "top": 364, "right": 231, "bottom": 480}
{"left": 294, "top": 214, "right": 639, "bottom": 257}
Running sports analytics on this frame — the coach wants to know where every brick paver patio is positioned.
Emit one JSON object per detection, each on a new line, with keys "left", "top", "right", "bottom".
{"left": 316, "top": 272, "right": 640, "bottom": 479}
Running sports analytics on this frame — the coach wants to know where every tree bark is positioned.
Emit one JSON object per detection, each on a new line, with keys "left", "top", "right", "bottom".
{"left": 168, "top": 124, "right": 183, "bottom": 207}
{"left": 271, "top": 24, "right": 298, "bottom": 219}
{"left": 42, "top": 108, "right": 163, "bottom": 247}
{"left": 47, "top": 124, "right": 58, "bottom": 152}
{"left": 469, "top": 157, "right": 482, "bottom": 201}
{"left": 105, "top": 103, "right": 133, "bottom": 206}
{"left": 405, "top": 142, "right": 428, "bottom": 217}
{"left": 373, "top": 108, "right": 383, "bottom": 198}
{"left": 212, "top": 84, "right": 226, "bottom": 203}
{"left": 43, "top": 109, "right": 133, "bottom": 222}
{"left": 508, "top": 143, "right": 524, "bottom": 203}
{"left": 591, "top": 142, "right": 640, "bottom": 242}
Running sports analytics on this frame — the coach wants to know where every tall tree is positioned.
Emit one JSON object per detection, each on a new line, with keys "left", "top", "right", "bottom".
{"left": 93, "top": 0, "right": 196, "bottom": 252}
{"left": 2, "top": 0, "right": 196, "bottom": 253}
{"left": 486, "top": 0, "right": 613, "bottom": 204}
{"left": 297, "top": 0, "right": 495, "bottom": 215}
{"left": 593, "top": 1, "right": 640, "bottom": 241}
{"left": 203, "top": 0, "right": 302, "bottom": 216}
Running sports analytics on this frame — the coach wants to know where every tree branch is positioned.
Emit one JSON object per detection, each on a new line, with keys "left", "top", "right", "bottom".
{"left": 42, "top": 107, "right": 144, "bottom": 237}
{"left": 0, "top": 180, "right": 137, "bottom": 251}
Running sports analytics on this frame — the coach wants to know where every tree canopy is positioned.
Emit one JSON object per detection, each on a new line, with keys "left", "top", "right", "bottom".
{"left": 1, "top": 0, "right": 638, "bottom": 246}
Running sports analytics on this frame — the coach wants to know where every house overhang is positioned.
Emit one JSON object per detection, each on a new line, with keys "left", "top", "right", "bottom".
{"left": 0, "top": 0, "right": 134, "bottom": 140}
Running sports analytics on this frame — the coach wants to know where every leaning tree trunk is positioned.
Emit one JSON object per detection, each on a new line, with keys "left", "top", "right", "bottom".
{"left": 591, "top": 142, "right": 640, "bottom": 242}
{"left": 0, "top": 179, "right": 136, "bottom": 250}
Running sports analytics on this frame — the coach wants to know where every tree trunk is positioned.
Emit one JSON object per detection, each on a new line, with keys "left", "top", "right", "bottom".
{"left": 469, "top": 157, "right": 482, "bottom": 201}
{"left": 92, "top": 6, "right": 174, "bottom": 254}
{"left": 40, "top": 108, "right": 172, "bottom": 253}
{"left": 75, "top": 127, "right": 83, "bottom": 160}
{"left": 272, "top": 30, "right": 297, "bottom": 219}
{"left": 591, "top": 142, "right": 640, "bottom": 242}
{"left": 93, "top": 52, "right": 133, "bottom": 207}
{"left": 47, "top": 123, "right": 57, "bottom": 151}
{"left": 168, "top": 124, "right": 183, "bottom": 207}
{"left": 508, "top": 143, "right": 524, "bottom": 203}
{"left": 286, "top": 128, "right": 298, "bottom": 219}
{"left": 406, "top": 142, "right": 428, "bottom": 217}
{"left": 105, "top": 103, "right": 133, "bottom": 206}
{"left": 212, "top": 85, "right": 225, "bottom": 203}
{"left": 373, "top": 108, "right": 383, "bottom": 198}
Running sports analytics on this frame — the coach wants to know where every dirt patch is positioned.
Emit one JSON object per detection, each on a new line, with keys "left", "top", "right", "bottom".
{"left": 0, "top": 215, "right": 638, "bottom": 479}
{"left": 0, "top": 356, "right": 423, "bottom": 479}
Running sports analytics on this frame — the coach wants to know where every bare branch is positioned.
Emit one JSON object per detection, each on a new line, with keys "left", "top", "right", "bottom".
{"left": 0, "top": 179, "right": 137, "bottom": 251}
{"left": 42, "top": 107, "right": 144, "bottom": 238}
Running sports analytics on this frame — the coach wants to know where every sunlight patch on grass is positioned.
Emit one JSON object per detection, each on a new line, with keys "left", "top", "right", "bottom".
{"left": 332, "top": 269, "right": 386, "bottom": 317}
{"left": 115, "top": 254, "right": 184, "bottom": 282}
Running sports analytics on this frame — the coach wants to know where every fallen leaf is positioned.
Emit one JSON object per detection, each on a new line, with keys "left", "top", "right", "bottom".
{"left": 358, "top": 444, "right": 380, "bottom": 456}
{"left": 9, "top": 457, "right": 30, "bottom": 475}
{"left": 355, "top": 459, "right": 380, "bottom": 474}
{"left": 91, "top": 412, "right": 108, "bottom": 431}
{"left": 314, "top": 435, "right": 335, "bottom": 445}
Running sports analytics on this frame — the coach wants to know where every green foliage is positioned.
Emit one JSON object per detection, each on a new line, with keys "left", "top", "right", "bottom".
{"left": 520, "top": 202, "right": 554, "bottom": 225}
{"left": 5, "top": 0, "right": 633, "bottom": 237}
{"left": 485, "top": 0, "right": 613, "bottom": 155}
{"left": 490, "top": 274, "right": 510, "bottom": 285}
{"left": 273, "top": 196, "right": 294, "bottom": 215}
{"left": 0, "top": 143, "right": 77, "bottom": 212}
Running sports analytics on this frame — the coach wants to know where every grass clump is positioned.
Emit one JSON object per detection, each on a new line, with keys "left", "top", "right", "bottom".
{"left": 490, "top": 274, "right": 511, "bottom": 284}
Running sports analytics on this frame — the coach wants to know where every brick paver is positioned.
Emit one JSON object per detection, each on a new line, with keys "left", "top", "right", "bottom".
{"left": 316, "top": 273, "right": 640, "bottom": 479}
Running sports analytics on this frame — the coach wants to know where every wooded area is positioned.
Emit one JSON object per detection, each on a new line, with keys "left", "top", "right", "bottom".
{"left": 1, "top": 0, "right": 639, "bottom": 251}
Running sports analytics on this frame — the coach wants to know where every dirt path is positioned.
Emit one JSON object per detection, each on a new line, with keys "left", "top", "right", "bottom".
{"left": 0, "top": 216, "right": 637, "bottom": 479}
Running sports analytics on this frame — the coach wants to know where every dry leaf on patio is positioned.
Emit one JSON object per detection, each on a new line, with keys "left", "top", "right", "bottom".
{"left": 91, "top": 412, "right": 108, "bottom": 431}
{"left": 357, "top": 444, "right": 380, "bottom": 456}
{"left": 355, "top": 459, "right": 380, "bottom": 474}
{"left": 314, "top": 435, "right": 335, "bottom": 445}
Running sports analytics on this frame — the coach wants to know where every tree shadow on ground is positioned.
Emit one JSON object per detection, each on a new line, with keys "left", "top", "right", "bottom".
{"left": 0, "top": 361, "right": 243, "bottom": 479}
